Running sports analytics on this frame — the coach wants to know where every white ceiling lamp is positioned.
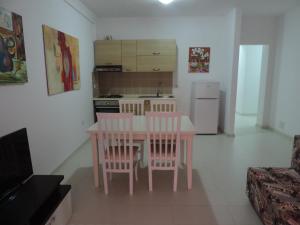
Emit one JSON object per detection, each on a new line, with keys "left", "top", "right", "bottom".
{"left": 158, "top": 0, "right": 174, "bottom": 5}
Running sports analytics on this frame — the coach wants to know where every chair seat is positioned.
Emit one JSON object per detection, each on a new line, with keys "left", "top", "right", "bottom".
{"left": 105, "top": 146, "right": 139, "bottom": 161}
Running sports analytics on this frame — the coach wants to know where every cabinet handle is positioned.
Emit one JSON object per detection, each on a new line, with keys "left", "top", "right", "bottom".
{"left": 153, "top": 68, "right": 160, "bottom": 71}
{"left": 105, "top": 62, "right": 112, "bottom": 65}
{"left": 152, "top": 52, "right": 160, "bottom": 55}
{"left": 126, "top": 69, "right": 131, "bottom": 72}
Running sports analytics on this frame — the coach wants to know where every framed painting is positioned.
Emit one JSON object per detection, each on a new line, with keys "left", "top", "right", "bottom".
{"left": 0, "top": 7, "right": 27, "bottom": 83}
{"left": 188, "top": 47, "right": 210, "bottom": 73}
{"left": 42, "top": 25, "right": 80, "bottom": 95}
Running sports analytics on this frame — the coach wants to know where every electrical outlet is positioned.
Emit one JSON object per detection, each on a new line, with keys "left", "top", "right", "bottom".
{"left": 279, "top": 121, "right": 285, "bottom": 130}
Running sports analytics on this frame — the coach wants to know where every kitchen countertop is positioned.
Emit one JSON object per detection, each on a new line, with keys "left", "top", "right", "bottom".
{"left": 93, "top": 94, "right": 175, "bottom": 101}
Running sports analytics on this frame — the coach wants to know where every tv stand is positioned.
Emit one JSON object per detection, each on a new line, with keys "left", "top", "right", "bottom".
{"left": 0, "top": 175, "right": 72, "bottom": 225}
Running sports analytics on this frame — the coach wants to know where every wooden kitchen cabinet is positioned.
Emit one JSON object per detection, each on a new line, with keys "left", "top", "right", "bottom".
{"left": 122, "top": 56, "right": 137, "bottom": 72}
{"left": 94, "top": 39, "right": 177, "bottom": 72}
{"left": 94, "top": 40, "right": 122, "bottom": 65}
{"left": 122, "top": 40, "right": 137, "bottom": 56}
{"left": 122, "top": 40, "right": 137, "bottom": 72}
{"left": 137, "top": 39, "right": 176, "bottom": 72}
{"left": 137, "top": 39, "right": 176, "bottom": 56}
{"left": 137, "top": 55, "right": 176, "bottom": 72}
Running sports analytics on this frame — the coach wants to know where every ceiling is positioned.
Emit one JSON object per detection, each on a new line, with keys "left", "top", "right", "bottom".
{"left": 80, "top": 0, "right": 300, "bottom": 18}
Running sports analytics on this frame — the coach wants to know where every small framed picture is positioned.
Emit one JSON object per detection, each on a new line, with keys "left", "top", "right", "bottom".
{"left": 188, "top": 47, "right": 210, "bottom": 73}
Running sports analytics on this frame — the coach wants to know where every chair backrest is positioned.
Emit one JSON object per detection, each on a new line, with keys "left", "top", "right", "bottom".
{"left": 150, "top": 99, "right": 176, "bottom": 112}
{"left": 292, "top": 135, "right": 300, "bottom": 173}
{"left": 96, "top": 113, "right": 134, "bottom": 171}
{"left": 119, "top": 99, "right": 145, "bottom": 115}
{"left": 146, "top": 112, "right": 181, "bottom": 169}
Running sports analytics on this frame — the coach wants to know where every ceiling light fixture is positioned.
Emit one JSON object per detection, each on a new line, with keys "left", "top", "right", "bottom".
{"left": 158, "top": 0, "right": 174, "bottom": 5}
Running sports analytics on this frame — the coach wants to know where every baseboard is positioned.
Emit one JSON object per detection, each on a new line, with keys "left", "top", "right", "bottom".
{"left": 268, "top": 127, "right": 293, "bottom": 140}
{"left": 52, "top": 139, "right": 90, "bottom": 183}
{"left": 236, "top": 112, "right": 257, "bottom": 116}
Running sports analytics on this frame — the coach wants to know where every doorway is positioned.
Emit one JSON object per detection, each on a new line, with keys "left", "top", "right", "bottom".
{"left": 235, "top": 45, "right": 268, "bottom": 134}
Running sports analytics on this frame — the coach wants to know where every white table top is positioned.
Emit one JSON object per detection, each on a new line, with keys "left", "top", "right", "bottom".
{"left": 87, "top": 115, "right": 195, "bottom": 135}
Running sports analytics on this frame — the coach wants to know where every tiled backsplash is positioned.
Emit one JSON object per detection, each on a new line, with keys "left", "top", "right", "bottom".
{"left": 94, "top": 72, "right": 173, "bottom": 96}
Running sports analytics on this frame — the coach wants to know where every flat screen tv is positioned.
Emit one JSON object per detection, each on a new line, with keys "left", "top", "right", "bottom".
{"left": 0, "top": 128, "right": 33, "bottom": 202}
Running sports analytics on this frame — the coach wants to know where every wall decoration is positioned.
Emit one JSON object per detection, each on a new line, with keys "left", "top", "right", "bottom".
{"left": 188, "top": 47, "right": 210, "bottom": 73}
{"left": 0, "top": 7, "right": 27, "bottom": 83}
{"left": 42, "top": 25, "right": 80, "bottom": 95}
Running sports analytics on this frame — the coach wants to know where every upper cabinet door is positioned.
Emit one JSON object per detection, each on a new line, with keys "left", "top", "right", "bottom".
{"left": 122, "top": 40, "right": 137, "bottom": 72}
{"left": 137, "top": 55, "right": 176, "bottom": 72}
{"left": 122, "top": 40, "right": 137, "bottom": 56}
{"left": 94, "top": 40, "right": 122, "bottom": 65}
{"left": 122, "top": 56, "right": 137, "bottom": 72}
{"left": 137, "top": 40, "right": 176, "bottom": 56}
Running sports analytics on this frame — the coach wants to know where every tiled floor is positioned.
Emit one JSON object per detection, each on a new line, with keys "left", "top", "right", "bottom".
{"left": 235, "top": 114, "right": 258, "bottom": 136}
{"left": 66, "top": 116, "right": 292, "bottom": 225}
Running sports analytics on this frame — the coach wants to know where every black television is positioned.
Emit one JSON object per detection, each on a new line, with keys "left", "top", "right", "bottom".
{"left": 0, "top": 128, "right": 33, "bottom": 202}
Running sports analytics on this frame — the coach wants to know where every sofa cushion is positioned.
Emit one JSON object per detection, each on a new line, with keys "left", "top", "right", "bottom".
{"left": 247, "top": 167, "right": 300, "bottom": 225}
{"left": 292, "top": 135, "right": 300, "bottom": 173}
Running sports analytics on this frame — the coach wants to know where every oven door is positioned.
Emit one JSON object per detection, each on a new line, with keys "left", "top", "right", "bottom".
{"left": 94, "top": 101, "right": 120, "bottom": 122}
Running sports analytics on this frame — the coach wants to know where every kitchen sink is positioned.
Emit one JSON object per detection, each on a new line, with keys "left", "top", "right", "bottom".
{"left": 138, "top": 95, "right": 163, "bottom": 98}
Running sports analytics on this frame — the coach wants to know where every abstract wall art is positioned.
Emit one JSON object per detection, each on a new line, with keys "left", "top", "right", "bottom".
{"left": 0, "top": 7, "right": 27, "bottom": 83}
{"left": 42, "top": 25, "right": 80, "bottom": 95}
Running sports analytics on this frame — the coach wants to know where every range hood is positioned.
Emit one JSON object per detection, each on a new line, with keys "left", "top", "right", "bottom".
{"left": 94, "top": 65, "right": 122, "bottom": 72}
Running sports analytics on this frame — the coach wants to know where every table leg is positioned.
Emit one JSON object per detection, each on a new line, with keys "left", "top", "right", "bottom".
{"left": 91, "top": 134, "right": 99, "bottom": 188}
{"left": 186, "top": 136, "right": 193, "bottom": 190}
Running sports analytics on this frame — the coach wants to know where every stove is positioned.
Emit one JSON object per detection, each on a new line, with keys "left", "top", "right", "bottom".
{"left": 98, "top": 94, "right": 123, "bottom": 98}
{"left": 93, "top": 96, "right": 122, "bottom": 121}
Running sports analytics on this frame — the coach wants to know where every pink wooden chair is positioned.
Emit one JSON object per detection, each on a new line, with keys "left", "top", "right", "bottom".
{"left": 119, "top": 99, "right": 145, "bottom": 167}
{"left": 96, "top": 113, "right": 139, "bottom": 195}
{"left": 145, "top": 112, "right": 181, "bottom": 192}
{"left": 150, "top": 99, "right": 185, "bottom": 166}
{"left": 150, "top": 99, "right": 176, "bottom": 112}
{"left": 119, "top": 99, "right": 145, "bottom": 115}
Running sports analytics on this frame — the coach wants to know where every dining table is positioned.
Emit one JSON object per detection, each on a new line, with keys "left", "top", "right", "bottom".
{"left": 87, "top": 115, "right": 196, "bottom": 190}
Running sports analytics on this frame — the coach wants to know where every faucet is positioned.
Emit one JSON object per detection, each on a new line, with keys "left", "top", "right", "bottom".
{"left": 156, "top": 82, "right": 162, "bottom": 97}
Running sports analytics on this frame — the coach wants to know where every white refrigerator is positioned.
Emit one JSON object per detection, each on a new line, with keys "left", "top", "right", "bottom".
{"left": 190, "top": 81, "right": 220, "bottom": 134}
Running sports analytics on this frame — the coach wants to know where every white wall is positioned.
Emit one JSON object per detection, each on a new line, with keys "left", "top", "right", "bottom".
{"left": 236, "top": 47, "right": 246, "bottom": 113}
{"left": 270, "top": 6, "right": 300, "bottom": 136}
{"left": 96, "top": 14, "right": 239, "bottom": 132}
{"left": 223, "top": 8, "right": 242, "bottom": 135}
{"left": 240, "top": 15, "right": 279, "bottom": 127}
{"left": 241, "top": 15, "right": 279, "bottom": 45}
{"left": 0, "top": 0, "right": 96, "bottom": 174}
{"left": 236, "top": 45, "right": 263, "bottom": 115}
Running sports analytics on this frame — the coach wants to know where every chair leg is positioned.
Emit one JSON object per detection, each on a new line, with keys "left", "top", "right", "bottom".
{"left": 173, "top": 167, "right": 178, "bottom": 192}
{"left": 135, "top": 162, "right": 138, "bottom": 181}
{"left": 129, "top": 170, "right": 133, "bottom": 195}
{"left": 148, "top": 166, "right": 153, "bottom": 192}
{"left": 109, "top": 172, "right": 112, "bottom": 181}
{"left": 180, "top": 141, "right": 185, "bottom": 167}
{"left": 140, "top": 143, "right": 144, "bottom": 167}
{"left": 102, "top": 167, "right": 108, "bottom": 195}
